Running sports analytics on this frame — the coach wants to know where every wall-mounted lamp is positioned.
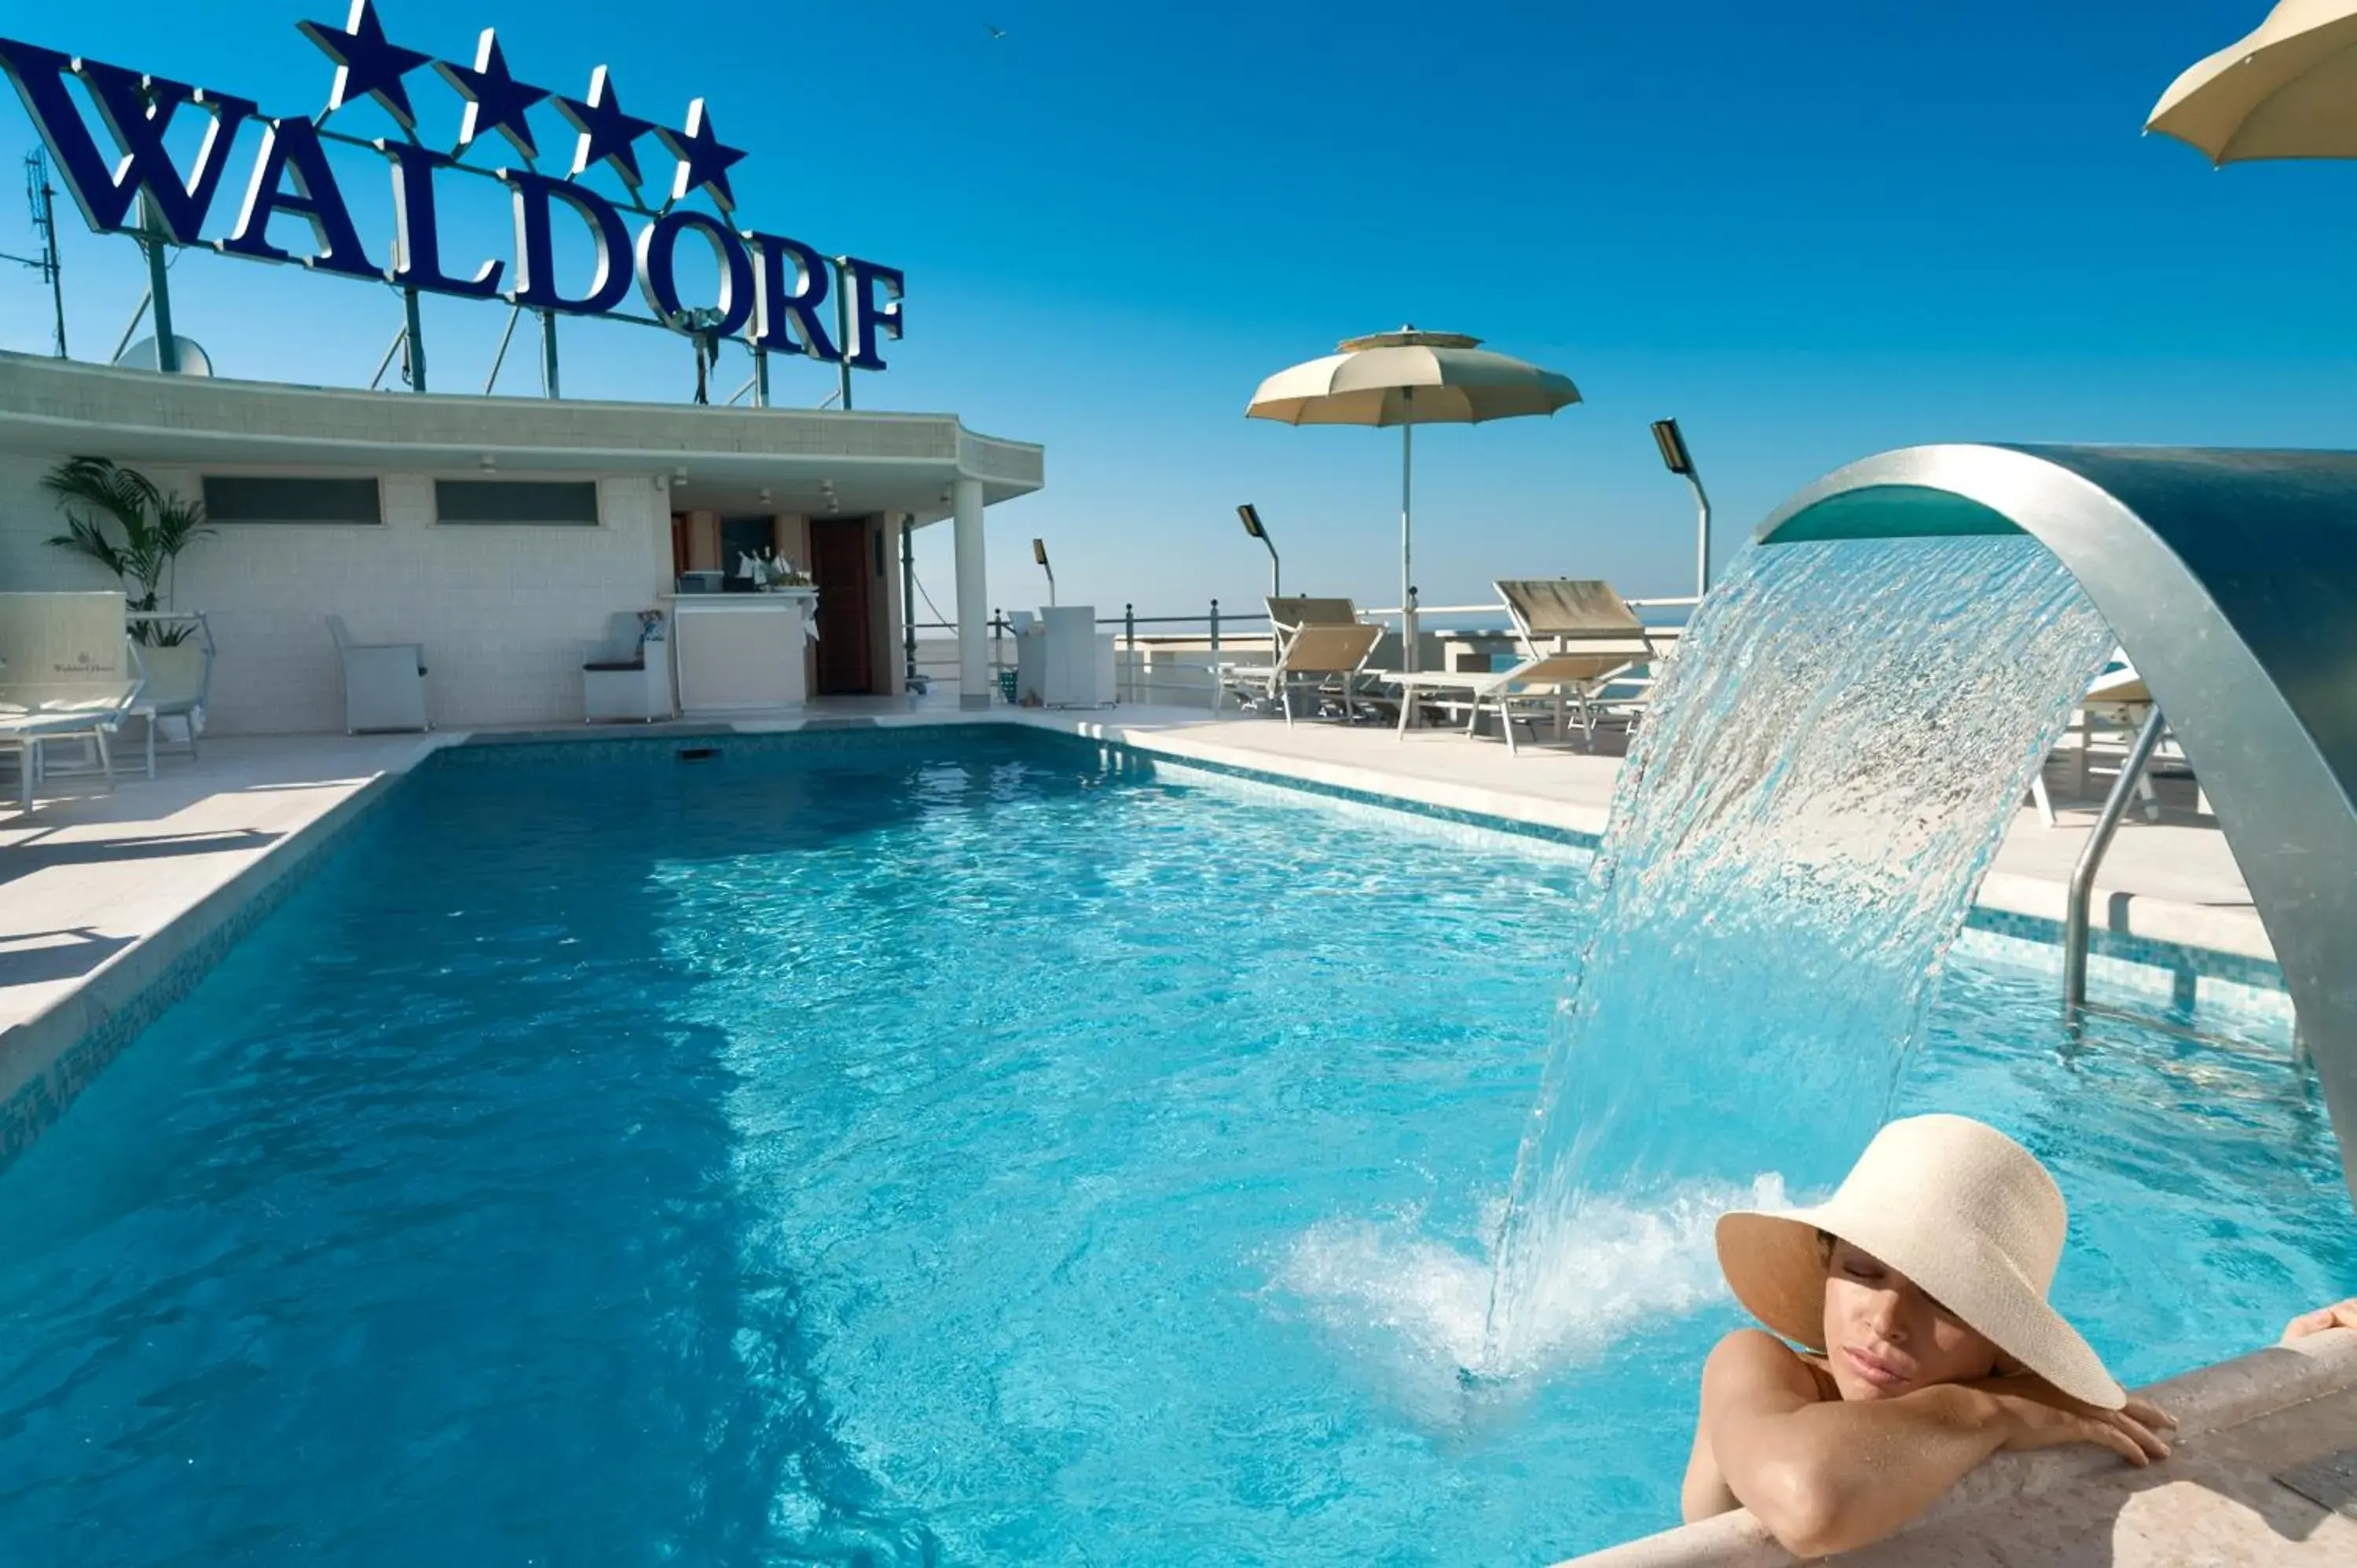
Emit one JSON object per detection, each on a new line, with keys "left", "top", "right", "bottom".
{"left": 1032, "top": 537, "right": 1055, "bottom": 606}
{"left": 673, "top": 466, "right": 689, "bottom": 487}
{"left": 1237, "top": 503, "right": 1280, "bottom": 596}
{"left": 1651, "top": 419, "right": 1712, "bottom": 597}
{"left": 478, "top": 452, "right": 497, "bottom": 472}
{"left": 758, "top": 486, "right": 772, "bottom": 507}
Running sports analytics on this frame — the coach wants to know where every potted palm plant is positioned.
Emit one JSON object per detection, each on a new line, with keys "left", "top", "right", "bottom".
{"left": 44, "top": 456, "right": 215, "bottom": 719}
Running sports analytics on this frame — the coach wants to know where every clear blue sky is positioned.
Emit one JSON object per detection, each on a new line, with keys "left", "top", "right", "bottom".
{"left": 2, "top": 1, "right": 2351, "bottom": 620}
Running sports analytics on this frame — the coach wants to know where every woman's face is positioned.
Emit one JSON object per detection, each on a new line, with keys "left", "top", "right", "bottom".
{"left": 1820, "top": 1236, "right": 2003, "bottom": 1401}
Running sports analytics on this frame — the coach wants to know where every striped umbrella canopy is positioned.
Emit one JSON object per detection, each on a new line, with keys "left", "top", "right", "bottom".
{"left": 1246, "top": 328, "right": 1581, "bottom": 671}
{"left": 2147, "top": 0, "right": 2357, "bottom": 163}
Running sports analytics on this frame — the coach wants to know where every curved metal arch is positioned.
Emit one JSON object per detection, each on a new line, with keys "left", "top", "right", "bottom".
{"left": 1757, "top": 443, "right": 2357, "bottom": 1205}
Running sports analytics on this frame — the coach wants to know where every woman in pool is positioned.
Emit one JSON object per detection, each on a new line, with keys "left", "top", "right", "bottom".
{"left": 1681, "top": 1113, "right": 2178, "bottom": 1557}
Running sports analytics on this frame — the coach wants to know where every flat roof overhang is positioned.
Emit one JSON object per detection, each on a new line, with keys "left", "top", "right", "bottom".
{"left": 0, "top": 351, "right": 1042, "bottom": 524}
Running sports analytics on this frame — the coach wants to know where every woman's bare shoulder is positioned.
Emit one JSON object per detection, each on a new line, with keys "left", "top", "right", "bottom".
{"left": 1702, "top": 1328, "right": 1835, "bottom": 1404}
{"left": 1684, "top": 1331, "right": 1834, "bottom": 1524}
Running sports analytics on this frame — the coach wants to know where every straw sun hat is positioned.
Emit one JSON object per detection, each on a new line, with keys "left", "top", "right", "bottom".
{"left": 1715, "top": 1114, "right": 2125, "bottom": 1410}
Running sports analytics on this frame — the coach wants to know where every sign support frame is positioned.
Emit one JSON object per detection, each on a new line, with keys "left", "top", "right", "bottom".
{"left": 139, "top": 194, "right": 178, "bottom": 373}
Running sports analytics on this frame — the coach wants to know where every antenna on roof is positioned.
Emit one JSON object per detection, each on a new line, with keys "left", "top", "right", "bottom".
{"left": 2, "top": 148, "right": 67, "bottom": 357}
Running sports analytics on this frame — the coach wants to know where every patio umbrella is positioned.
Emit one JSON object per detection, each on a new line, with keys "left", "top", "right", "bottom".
{"left": 1246, "top": 327, "right": 1582, "bottom": 672}
{"left": 2146, "top": 1, "right": 2357, "bottom": 162}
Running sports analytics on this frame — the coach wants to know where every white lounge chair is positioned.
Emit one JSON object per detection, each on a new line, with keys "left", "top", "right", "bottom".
{"left": 1215, "top": 600, "right": 1386, "bottom": 724}
{"left": 328, "top": 614, "right": 431, "bottom": 734}
{"left": 0, "top": 592, "right": 147, "bottom": 811}
{"left": 1265, "top": 596, "right": 1361, "bottom": 637}
{"left": 1215, "top": 597, "right": 1386, "bottom": 722}
{"left": 2030, "top": 660, "right": 2175, "bottom": 826}
{"left": 1390, "top": 579, "right": 1657, "bottom": 753}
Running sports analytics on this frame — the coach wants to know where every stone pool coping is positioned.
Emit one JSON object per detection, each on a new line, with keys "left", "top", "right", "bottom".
{"left": 1554, "top": 1328, "right": 2357, "bottom": 1566}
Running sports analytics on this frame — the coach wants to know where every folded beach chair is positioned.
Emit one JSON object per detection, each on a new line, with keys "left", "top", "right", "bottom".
{"left": 1390, "top": 579, "right": 1656, "bottom": 753}
{"left": 0, "top": 592, "right": 148, "bottom": 811}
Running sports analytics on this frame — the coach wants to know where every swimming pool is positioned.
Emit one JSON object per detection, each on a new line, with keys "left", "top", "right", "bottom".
{"left": 1, "top": 728, "right": 2348, "bottom": 1566}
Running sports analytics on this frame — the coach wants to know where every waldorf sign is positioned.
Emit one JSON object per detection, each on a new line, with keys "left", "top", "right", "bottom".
{"left": 0, "top": 0, "right": 904, "bottom": 370}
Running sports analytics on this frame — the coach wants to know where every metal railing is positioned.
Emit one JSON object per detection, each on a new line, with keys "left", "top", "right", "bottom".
{"left": 907, "top": 591, "right": 1699, "bottom": 710}
{"left": 910, "top": 601, "right": 1280, "bottom": 706}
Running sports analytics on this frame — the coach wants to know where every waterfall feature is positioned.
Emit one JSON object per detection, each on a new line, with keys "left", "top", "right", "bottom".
{"left": 1479, "top": 533, "right": 2116, "bottom": 1373}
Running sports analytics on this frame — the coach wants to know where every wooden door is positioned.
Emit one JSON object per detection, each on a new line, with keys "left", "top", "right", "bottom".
{"left": 810, "top": 516, "right": 874, "bottom": 694}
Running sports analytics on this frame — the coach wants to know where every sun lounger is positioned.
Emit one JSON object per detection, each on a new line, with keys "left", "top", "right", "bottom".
{"left": 0, "top": 592, "right": 148, "bottom": 811}
{"left": 0, "top": 677, "right": 147, "bottom": 810}
{"left": 2030, "top": 660, "right": 2174, "bottom": 826}
{"left": 1215, "top": 597, "right": 1386, "bottom": 720}
{"left": 1390, "top": 579, "right": 1657, "bottom": 753}
{"left": 1266, "top": 596, "right": 1360, "bottom": 635}
{"left": 1215, "top": 598, "right": 1387, "bottom": 724}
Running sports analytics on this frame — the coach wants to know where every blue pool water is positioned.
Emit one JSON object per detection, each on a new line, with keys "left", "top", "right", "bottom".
{"left": 0, "top": 730, "right": 2349, "bottom": 1566}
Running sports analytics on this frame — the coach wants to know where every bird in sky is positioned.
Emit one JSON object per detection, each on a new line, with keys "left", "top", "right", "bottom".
{"left": 984, "top": 24, "right": 1007, "bottom": 39}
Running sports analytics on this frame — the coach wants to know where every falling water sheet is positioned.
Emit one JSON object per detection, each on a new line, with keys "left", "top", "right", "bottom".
{"left": 1483, "top": 533, "right": 2117, "bottom": 1372}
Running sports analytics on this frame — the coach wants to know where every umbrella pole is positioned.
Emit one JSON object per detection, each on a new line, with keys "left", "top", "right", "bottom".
{"left": 1401, "top": 405, "right": 1417, "bottom": 676}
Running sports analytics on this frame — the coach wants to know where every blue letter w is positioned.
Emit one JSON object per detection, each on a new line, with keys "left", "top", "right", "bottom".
{"left": 0, "top": 38, "right": 256, "bottom": 243}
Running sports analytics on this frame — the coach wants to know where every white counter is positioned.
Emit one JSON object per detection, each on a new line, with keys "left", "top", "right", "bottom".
{"left": 662, "top": 592, "right": 816, "bottom": 714}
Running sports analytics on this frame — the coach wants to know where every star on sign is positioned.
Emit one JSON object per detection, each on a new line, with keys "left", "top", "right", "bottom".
{"left": 297, "top": 0, "right": 433, "bottom": 130}
{"left": 654, "top": 100, "right": 746, "bottom": 212}
{"left": 433, "top": 29, "right": 548, "bottom": 162}
{"left": 554, "top": 65, "right": 655, "bottom": 192}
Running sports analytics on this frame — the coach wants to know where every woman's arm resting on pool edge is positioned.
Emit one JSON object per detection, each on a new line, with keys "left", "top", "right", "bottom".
{"left": 2281, "top": 1298, "right": 2357, "bottom": 1343}
{"left": 1681, "top": 1330, "right": 2172, "bottom": 1559}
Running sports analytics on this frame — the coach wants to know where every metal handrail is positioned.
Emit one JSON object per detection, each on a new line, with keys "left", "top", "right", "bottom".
{"left": 2062, "top": 706, "right": 2168, "bottom": 1008}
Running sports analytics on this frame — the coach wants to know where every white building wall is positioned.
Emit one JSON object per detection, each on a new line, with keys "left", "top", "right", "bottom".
{"left": 0, "top": 454, "right": 672, "bottom": 734}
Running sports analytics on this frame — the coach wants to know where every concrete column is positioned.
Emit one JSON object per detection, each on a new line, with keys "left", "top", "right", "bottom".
{"left": 953, "top": 478, "right": 989, "bottom": 709}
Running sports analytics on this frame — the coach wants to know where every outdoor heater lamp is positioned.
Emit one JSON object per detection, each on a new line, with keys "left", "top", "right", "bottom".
{"left": 1651, "top": 418, "right": 1714, "bottom": 598}
{"left": 1237, "top": 504, "right": 1281, "bottom": 595}
{"left": 1032, "top": 537, "right": 1056, "bottom": 606}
